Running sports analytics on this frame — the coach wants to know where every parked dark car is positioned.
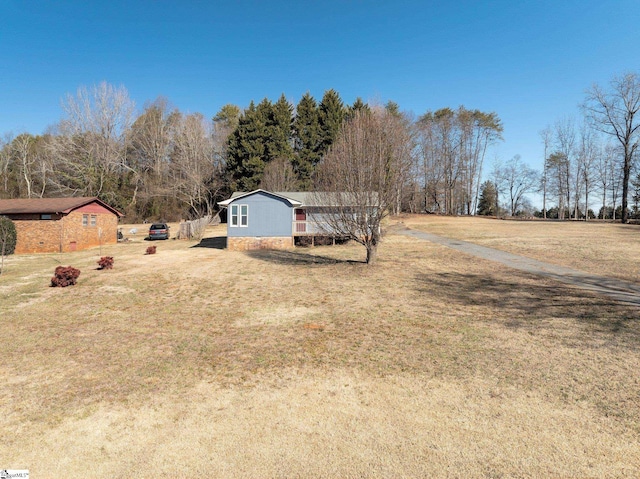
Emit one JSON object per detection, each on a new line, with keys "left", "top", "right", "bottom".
{"left": 148, "top": 223, "right": 170, "bottom": 240}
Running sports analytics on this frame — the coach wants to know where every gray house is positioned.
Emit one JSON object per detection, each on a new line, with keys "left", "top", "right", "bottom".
{"left": 218, "top": 190, "right": 346, "bottom": 251}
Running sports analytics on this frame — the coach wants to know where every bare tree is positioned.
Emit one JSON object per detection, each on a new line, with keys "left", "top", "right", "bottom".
{"left": 494, "top": 155, "right": 539, "bottom": 216}
{"left": 595, "top": 143, "right": 612, "bottom": 218}
{"left": 416, "top": 118, "right": 445, "bottom": 212}
{"left": 416, "top": 107, "right": 502, "bottom": 215}
{"left": 260, "top": 157, "right": 299, "bottom": 191}
{"left": 0, "top": 134, "right": 11, "bottom": 195}
{"left": 545, "top": 152, "right": 570, "bottom": 218}
{"left": 313, "top": 109, "right": 408, "bottom": 264}
{"left": 539, "top": 126, "right": 553, "bottom": 219}
{"left": 584, "top": 72, "right": 640, "bottom": 223}
{"left": 50, "top": 82, "right": 136, "bottom": 202}
{"left": 577, "top": 126, "right": 598, "bottom": 219}
{"left": 130, "top": 97, "right": 178, "bottom": 179}
{"left": 169, "top": 113, "right": 218, "bottom": 218}
{"left": 554, "top": 118, "right": 576, "bottom": 219}
{"left": 458, "top": 109, "right": 503, "bottom": 215}
{"left": 11, "top": 133, "right": 36, "bottom": 198}
{"left": 608, "top": 145, "right": 624, "bottom": 220}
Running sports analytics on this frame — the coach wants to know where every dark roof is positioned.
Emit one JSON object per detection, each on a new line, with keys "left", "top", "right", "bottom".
{"left": 218, "top": 190, "right": 302, "bottom": 207}
{"left": 219, "top": 190, "right": 377, "bottom": 207}
{"left": 0, "top": 197, "right": 124, "bottom": 216}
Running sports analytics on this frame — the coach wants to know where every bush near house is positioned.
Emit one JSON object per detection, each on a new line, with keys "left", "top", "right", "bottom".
{"left": 51, "top": 266, "right": 81, "bottom": 287}
{"left": 0, "top": 216, "right": 17, "bottom": 255}
{"left": 0, "top": 215, "right": 17, "bottom": 275}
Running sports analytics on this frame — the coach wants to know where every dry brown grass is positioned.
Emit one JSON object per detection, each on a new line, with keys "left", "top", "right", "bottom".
{"left": 1, "top": 221, "right": 639, "bottom": 478}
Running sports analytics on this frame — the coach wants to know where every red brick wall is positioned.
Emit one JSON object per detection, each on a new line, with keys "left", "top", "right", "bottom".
{"left": 12, "top": 208, "right": 119, "bottom": 254}
{"left": 13, "top": 216, "right": 63, "bottom": 254}
{"left": 61, "top": 210, "right": 119, "bottom": 252}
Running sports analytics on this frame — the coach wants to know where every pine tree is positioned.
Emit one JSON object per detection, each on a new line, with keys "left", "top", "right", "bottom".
{"left": 293, "top": 92, "right": 322, "bottom": 189}
{"left": 213, "top": 104, "right": 241, "bottom": 131}
{"left": 226, "top": 101, "right": 269, "bottom": 191}
{"left": 477, "top": 180, "right": 498, "bottom": 216}
{"left": 226, "top": 96, "right": 295, "bottom": 191}
{"left": 265, "top": 94, "right": 294, "bottom": 165}
{"left": 346, "top": 97, "right": 370, "bottom": 120}
{"left": 318, "top": 89, "right": 346, "bottom": 156}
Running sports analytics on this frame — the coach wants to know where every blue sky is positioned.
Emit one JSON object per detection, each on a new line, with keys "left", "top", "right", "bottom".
{"left": 2, "top": 0, "right": 639, "bottom": 174}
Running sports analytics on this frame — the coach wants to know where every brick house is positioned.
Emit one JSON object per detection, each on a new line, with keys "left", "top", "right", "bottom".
{"left": 0, "top": 197, "right": 123, "bottom": 254}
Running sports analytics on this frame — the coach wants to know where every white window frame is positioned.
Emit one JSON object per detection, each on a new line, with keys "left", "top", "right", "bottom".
{"left": 240, "top": 204, "right": 248, "bottom": 227}
{"left": 82, "top": 214, "right": 89, "bottom": 227}
{"left": 90, "top": 215, "right": 97, "bottom": 227}
{"left": 230, "top": 204, "right": 248, "bottom": 227}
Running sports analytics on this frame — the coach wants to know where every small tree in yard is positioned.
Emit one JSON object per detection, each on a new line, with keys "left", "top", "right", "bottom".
{"left": 313, "top": 108, "right": 411, "bottom": 264}
{"left": 477, "top": 180, "right": 498, "bottom": 216}
{"left": 0, "top": 216, "right": 17, "bottom": 275}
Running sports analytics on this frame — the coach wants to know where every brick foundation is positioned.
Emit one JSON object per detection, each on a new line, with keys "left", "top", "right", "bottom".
{"left": 227, "top": 236, "right": 294, "bottom": 251}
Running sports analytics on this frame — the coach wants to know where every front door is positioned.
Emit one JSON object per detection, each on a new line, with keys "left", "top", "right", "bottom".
{"left": 295, "top": 209, "right": 306, "bottom": 233}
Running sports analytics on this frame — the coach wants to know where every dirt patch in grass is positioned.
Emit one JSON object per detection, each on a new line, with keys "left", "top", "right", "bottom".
{"left": 1, "top": 223, "right": 639, "bottom": 477}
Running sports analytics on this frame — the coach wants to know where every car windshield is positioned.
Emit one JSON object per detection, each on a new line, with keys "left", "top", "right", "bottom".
{"left": 150, "top": 224, "right": 166, "bottom": 229}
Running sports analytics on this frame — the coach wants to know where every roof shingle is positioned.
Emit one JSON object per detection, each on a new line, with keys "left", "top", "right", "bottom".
{"left": 0, "top": 197, "right": 123, "bottom": 216}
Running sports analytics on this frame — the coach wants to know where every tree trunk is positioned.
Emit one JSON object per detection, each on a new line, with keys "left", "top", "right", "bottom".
{"left": 366, "top": 243, "right": 378, "bottom": 264}
{"left": 542, "top": 177, "right": 547, "bottom": 219}
{"left": 621, "top": 151, "right": 631, "bottom": 223}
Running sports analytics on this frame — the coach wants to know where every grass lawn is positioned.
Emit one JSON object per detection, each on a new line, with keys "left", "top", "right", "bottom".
{"left": 1, "top": 217, "right": 639, "bottom": 478}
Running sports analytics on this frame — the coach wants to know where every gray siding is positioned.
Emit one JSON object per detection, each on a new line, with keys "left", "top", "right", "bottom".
{"left": 227, "top": 191, "right": 293, "bottom": 237}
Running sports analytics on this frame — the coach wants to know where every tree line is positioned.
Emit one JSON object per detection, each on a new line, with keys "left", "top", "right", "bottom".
{"left": 1, "top": 72, "right": 639, "bottom": 223}
{"left": 475, "top": 72, "right": 640, "bottom": 222}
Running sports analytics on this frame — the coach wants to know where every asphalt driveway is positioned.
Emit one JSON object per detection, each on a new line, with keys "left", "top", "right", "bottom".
{"left": 399, "top": 228, "right": 640, "bottom": 308}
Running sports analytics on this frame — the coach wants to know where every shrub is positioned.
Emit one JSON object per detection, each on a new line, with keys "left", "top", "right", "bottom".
{"left": 51, "top": 266, "right": 81, "bottom": 287}
{"left": 97, "top": 256, "right": 114, "bottom": 270}
{"left": 146, "top": 245, "right": 157, "bottom": 255}
{"left": 0, "top": 215, "right": 17, "bottom": 275}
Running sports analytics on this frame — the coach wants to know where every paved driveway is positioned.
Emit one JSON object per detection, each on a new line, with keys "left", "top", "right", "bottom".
{"left": 400, "top": 228, "right": 640, "bottom": 308}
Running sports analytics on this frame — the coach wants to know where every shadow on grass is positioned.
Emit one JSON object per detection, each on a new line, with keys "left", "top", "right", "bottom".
{"left": 246, "top": 249, "right": 363, "bottom": 266}
{"left": 191, "top": 236, "right": 227, "bottom": 249}
{"left": 415, "top": 271, "right": 640, "bottom": 343}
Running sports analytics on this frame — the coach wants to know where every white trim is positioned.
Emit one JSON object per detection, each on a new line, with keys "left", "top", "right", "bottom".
{"left": 218, "top": 189, "right": 302, "bottom": 207}
{"left": 230, "top": 203, "right": 248, "bottom": 227}
{"left": 240, "top": 204, "right": 248, "bottom": 227}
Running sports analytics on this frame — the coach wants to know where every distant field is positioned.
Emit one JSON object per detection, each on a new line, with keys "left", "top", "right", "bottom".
{"left": 1, "top": 219, "right": 638, "bottom": 478}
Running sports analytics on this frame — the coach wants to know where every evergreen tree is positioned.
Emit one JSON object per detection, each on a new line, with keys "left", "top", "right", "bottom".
{"left": 293, "top": 92, "right": 322, "bottom": 189}
{"left": 213, "top": 104, "right": 241, "bottom": 131}
{"left": 226, "top": 101, "right": 269, "bottom": 191}
{"left": 226, "top": 96, "right": 295, "bottom": 191}
{"left": 477, "top": 180, "right": 498, "bottom": 216}
{"left": 266, "top": 94, "right": 294, "bottom": 164}
{"left": 384, "top": 101, "right": 401, "bottom": 117}
{"left": 318, "top": 89, "right": 346, "bottom": 155}
{"left": 0, "top": 215, "right": 17, "bottom": 274}
{"left": 346, "top": 97, "right": 370, "bottom": 120}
